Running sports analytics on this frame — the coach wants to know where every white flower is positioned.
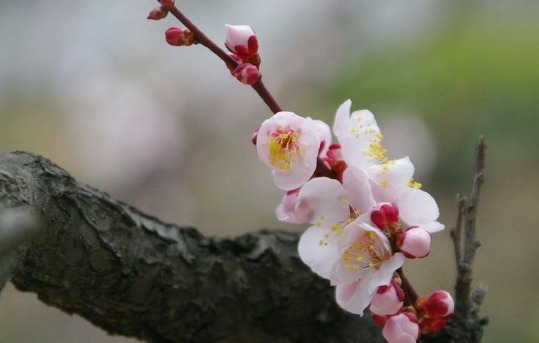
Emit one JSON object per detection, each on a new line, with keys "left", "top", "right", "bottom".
{"left": 333, "top": 100, "right": 418, "bottom": 196}
{"left": 333, "top": 99, "right": 386, "bottom": 178}
{"left": 332, "top": 218, "right": 404, "bottom": 315}
{"left": 296, "top": 169, "right": 376, "bottom": 279}
{"left": 256, "top": 112, "right": 322, "bottom": 190}
{"left": 296, "top": 177, "right": 354, "bottom": 278}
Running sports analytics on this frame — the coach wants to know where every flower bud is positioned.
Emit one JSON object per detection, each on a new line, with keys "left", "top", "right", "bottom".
{"left": 371, "top": 203, "right": 399, "bottom": 232}
{"left": 398, "top": 226, "right": 431, "bottom": 258}
{"left": 225, "top": 24, "right": 259, "bottom": 61}
{"left": 370, "top": 280, "right": 405, "bottom": 316}
{"left": 382, "top": 312, "right": 420, "bottom": 343}
{"left": 147, "top": 6, "right": 168, "bottom": 20}
{"left": 233, "top": 63, "right": 260, "bottom": 85}
{"left": 165, "top": 27, "right": 195, "bottom": 47}
{"left": 420, "top": 316, "right": 450, "bottom": 334}
{"left": 159, "top": 0, "right": 175, "bottom": 11}
{"left": 419, "top": 290, "right": 454, "bottom": 318}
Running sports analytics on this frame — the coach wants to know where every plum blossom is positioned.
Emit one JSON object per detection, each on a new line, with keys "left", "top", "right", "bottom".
{"left": 256, "top": 112, "right": 329, "bottom": 190}
{"left": 296, "top": 168, "right": 379, "bottom": 280}
{"left": 255, "top": 98, "right": 451, "bottom": 340}
{"left": 332, "top": 100, "right": 413, "bottom": 191}
{"left": 376, "top": 185, "right": 445, "bottom": 234}
{"left": 331, "top": 100, "right": 445, "bottom": 235}
{"left": 296, "top": 177, "right": 355, "bottom": 278}
{"left": 332, "top": 220, "right": 405, "bottom": 315}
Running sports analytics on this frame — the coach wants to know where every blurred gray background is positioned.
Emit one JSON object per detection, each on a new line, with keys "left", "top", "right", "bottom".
{"left": 1, "top": 0, "right": 538, "bottom": 342}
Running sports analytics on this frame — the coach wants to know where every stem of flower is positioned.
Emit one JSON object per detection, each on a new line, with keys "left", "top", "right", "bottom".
{"left": 167, "top": 6, "right": 283, "bottom": 114}
{"left": 397, "top": 269, "right": 419, "bottom": 308}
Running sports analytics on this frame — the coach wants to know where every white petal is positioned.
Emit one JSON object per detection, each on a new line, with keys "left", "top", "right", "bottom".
{"left": 310, "top": 118, "right": 332, "bottom": 156}
{"left": 342, "top": 166, "right": 375, "bottom": 214}
{"left": 397, "top": 187, "right": 441, "bottom": 227}
{"left": 384, "top": 157, "right": 415, "bottom": 193}
{"left": 335, "top": 280, "right": 374, "bottom": 316}
{"left": 333, "top": 99, "right": 352, "bottom": 140}
{"left": 422, "top": 221, "right": 445, "bottom": 233}
{"left": 272, "top": 161, "right": 315, "bottom": 190}
{"left": 225, "top": 24, "right": 255, "bottom": 49}
{"left": 297, "top": 177, "right": 350, "bottom": 226}
{"left": 298, "top": 226, "right": 339, "bottom": 279}
{"left": 341, "top": 110, "right": 382, "bottom": 169}
{"left": 372, "top": 157, "right": 415, "bottom": 202}
{"left": 276, "top": 192, "right": 311, "bottom": 224}
{"left": 364, "top": 253, "right": 405, "bottom": 295}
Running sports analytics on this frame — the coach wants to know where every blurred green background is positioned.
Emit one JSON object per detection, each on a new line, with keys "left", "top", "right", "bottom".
{"left": 1, "top": 1, "right": 538, "bottom": 342}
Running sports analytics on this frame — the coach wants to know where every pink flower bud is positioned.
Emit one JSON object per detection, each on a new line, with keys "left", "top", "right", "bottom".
{"left": 370, "top": 281, "right": 405, "bottom": 316}
{"left": 165, "top": 27, "right": 195, "bottom": 47}
{"left": 371, "top": 203, "right": 399, "bottom": 232}
{"left": 383, "top": 312, "right": 420, "bottom": 343}
{"left": 398, "top": 226, "right": 431, "bottom": 258}
{"left": 420, "top": 316, "right": 450, "bottom": 334}
{"left": 233, "top": 63, "right": 260, "bottom": 85}
{"left": 159, "top": 0, "right": 175, "bottom": 11}
{"left": 420, "top": 290, "right": 454, "bottom": 318}
{"left": 225, "top": 24, "right": 259, "bottom": 61}
{"left": 147, "top": 6, "right": 168, "bottom": 20}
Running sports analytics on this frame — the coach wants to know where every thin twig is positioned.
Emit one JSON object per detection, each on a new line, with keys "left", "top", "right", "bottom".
{"left": 453, "top": 137, "right": 487, "bottom": 321}
{"left": 168, "top": 6, "right": 283, "bottom": 114}
{"left": 451, "top": 193, "right": 466, "bottom": 266}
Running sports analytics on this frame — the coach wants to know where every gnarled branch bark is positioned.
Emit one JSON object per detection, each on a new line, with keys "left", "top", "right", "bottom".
{"left": 0, "top": 151, "right": 384, "bottom": 343}
{"left": 0, "top": 151, "right": 484, "bottom": 342}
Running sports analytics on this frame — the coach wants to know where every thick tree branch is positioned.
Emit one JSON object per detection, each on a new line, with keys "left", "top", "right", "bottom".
{"left": 0, "top": 151, "right": 485, "bottom": 342}
{"left": 0, "top": 151, "right": 384, "bottom": 343}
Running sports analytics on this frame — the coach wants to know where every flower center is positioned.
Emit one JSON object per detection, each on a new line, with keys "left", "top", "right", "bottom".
{"left": 269, "top": 128, "right": 302, "bottom": 170}
{"left": 343, "top": 230, "right": 390, "bottom": 272}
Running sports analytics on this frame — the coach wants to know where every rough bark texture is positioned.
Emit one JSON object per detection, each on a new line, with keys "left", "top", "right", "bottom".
{"left": 0, "top": 151, "right": 383, "bottom": 342}
{"left": 0, "top": 151, "right": 480, "bottom": 342}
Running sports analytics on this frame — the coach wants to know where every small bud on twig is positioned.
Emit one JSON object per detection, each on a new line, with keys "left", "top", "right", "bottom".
{"left": 147, "top": 6, "right": 168, "bottom": 20}
{"left": 233, "top": 63, "right": 260, "bottom": 85}
{"left": 165, "top": 27, "right": 195, "bottom": 47}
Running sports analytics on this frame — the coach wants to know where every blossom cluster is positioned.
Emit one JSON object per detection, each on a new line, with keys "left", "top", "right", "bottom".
{"left": 148, "top": 7, "right": 456, "bottom": 339}
{"left": 254, "top": 100, "right": 454, "bottom": 342}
